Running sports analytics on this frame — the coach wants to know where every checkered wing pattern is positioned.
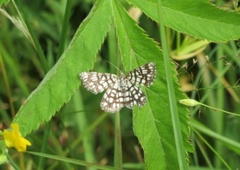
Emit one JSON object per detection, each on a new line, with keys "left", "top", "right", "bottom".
{"left": 100, "top": 79, "right": 147, "bottom": 112}
{"left": 100, "top": 80, "right": 125, "bottom": 113}
{"left": 123, "top": 81, "right": 147, "bottom": 109}
{"left": 80, "top": 62, "right": 156, "bottom": 113}
{"left": 80, "top": 72, "right": 117, "bottom": 94}
{"left": 127, "top": 62, "right": 156, "bottom": 87}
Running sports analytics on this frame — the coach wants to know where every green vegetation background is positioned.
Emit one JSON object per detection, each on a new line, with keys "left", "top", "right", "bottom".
{"left": 1, "top": 0, "right": 240, "bottom": 169}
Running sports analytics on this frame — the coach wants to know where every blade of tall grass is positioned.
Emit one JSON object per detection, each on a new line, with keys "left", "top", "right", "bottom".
{"left": 12, "top": 0, "right": 49, "bottom": 73}
{"left": 57, "top": 0, "right": 73, "bottom": 58}
{"left": 0, "top": 42, "right": 30, "bottom": 96}
{"left": 73, "top": 91, "right": 96, "bottom": 170}
{"left": 114, "top": 112, "right": 122, "bottom": 169}
{"left": 193, "top": 128, "right": 231, "bottom": 170}
{"left": 191, "top": 120, "right": 240, "bottom": 154}
{"left": 0, "top": 52, "right": 15, "bottom": 117}
{"left": 28, "top": 151, "right": 122, "bottom": 170}
{"left": 156, "top": 0, "right": 188, "bottom": 169}
{"left": 214, "top": 45, "right": 225, "bottom": 168}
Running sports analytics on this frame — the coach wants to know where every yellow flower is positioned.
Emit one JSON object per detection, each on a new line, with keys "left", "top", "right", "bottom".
{"left": 3, "top": 123, "right": 31, "bottom": 152}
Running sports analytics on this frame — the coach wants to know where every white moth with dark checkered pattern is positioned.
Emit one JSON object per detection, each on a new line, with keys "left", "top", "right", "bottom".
{"left": 80, "top": 62, "right": 156, "bottom": 113}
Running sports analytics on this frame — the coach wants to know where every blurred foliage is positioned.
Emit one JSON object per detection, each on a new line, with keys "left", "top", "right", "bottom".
{"left": 0, "top": 0, "right": 240, "bottom": 169}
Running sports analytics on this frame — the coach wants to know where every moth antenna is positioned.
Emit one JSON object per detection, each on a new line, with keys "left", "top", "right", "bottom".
{"left": 106, "top": 61, "right": 122, "bottom": 75}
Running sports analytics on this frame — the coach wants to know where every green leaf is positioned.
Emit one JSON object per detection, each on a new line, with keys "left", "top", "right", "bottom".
{"left": 13, "top": 0, "right": 112, "bottom": 136}
{"left": 128, "top": 0, "right": 240, "bottom": 42}
{"left": 112, "top": 0, "right": 191, "bottom": 169}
